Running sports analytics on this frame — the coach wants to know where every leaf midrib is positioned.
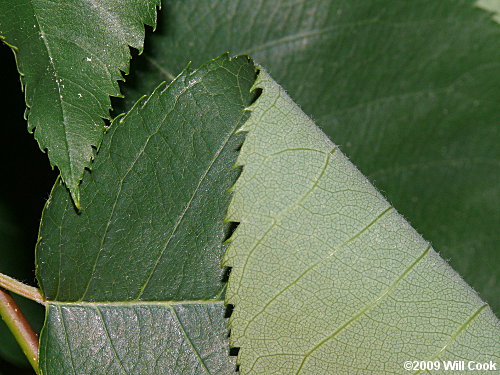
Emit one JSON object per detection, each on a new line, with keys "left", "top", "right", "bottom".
{"left": 31, "top": 3, "right": 73, "bottom": 174}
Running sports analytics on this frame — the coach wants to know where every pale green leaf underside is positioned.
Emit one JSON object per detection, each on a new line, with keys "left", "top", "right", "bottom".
{"left": 0, "top": 0, "right": 160, "bottom": 205}
{"left": 224, "top": 70, "right": 500, "bottom": 374}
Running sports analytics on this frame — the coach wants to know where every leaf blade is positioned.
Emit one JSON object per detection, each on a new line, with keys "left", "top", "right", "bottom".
{"left": 224, "top": 68, "right": 500, "bottom": 374}
{"left": 0, "top": 0, "right": 160, "bottom": 205}
{"left": 119, "top": 0, "right": 500, "bottom": 312}
{"left": 36, "top": 54, "right": 257, "bottom": 374}
{"left": 40, "top": 303, "right": 233, "bottom": 375}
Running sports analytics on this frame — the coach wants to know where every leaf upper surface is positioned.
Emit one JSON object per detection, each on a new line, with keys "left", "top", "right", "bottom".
{"left": 0, "top": 0, "right": 160, "bottom": 205}
{"left": 224, "top": 69, "right": 500, "bottom": 374}
{"left": 40, "top": 303, "right": 232, "bottom": 375}
{"left": 119, "top": 0, "right": 500, "bottom": 312}
{"left": 36, "top": 55, "right": 256, "bottom": 374}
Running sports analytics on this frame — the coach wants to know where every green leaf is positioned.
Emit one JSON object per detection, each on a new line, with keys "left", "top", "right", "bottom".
{"left": 0, "top": 0, "right": 160, "bottom": 206}
{"left": 224, "top": 68, "right": 500, "bottom": 374}
{"left": 40, "top": 303, "right": 232, "bottom": 374}
{"left": 36, "top": 55, "right": 257, "bottom": 374}
{"left": 120, "top": 0, "right": 500, "bottom": 312}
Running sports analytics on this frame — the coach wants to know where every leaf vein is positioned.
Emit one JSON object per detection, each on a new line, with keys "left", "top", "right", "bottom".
{"left": 295, "top": 245, "right": 432, "bottom": 374}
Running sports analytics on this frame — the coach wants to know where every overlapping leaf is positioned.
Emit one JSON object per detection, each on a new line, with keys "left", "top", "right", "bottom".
{"left": 0, "top": 0, "right": 160, "bottom": 206}
{"left": 224, "top": 68, "right": 500, "bottom": 374}
{"left": 120, "top": 0, "right": 500, "bottom": 312}
{"left": 36, "top": 55, "right": 257, "bottom": 374}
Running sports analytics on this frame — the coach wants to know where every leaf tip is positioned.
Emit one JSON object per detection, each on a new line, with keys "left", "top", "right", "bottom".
{"left": 70, "top": 187, "right": 81, "bottom": 211}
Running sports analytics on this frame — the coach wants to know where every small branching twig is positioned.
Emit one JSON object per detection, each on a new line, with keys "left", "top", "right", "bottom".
{"left": 0, "top": 287, "right": 40, "bottom": 374}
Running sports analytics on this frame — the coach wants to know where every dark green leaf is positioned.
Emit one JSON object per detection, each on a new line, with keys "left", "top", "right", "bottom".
{"left": 40, "top": 303, "right": 231, "bottom": 374}
{"left": 36, "top": 55, "right": 257, "bottom": 374}
{"left": 0, "top": 0, "right": 160, "bottom": 206}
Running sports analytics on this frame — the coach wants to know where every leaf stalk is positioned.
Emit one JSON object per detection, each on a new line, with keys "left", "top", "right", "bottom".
{"left": 0, "top": 272, "right": 45, "bottom": 305}
{"left": 0, "top": 288, "right": 40, "bottom": 374}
